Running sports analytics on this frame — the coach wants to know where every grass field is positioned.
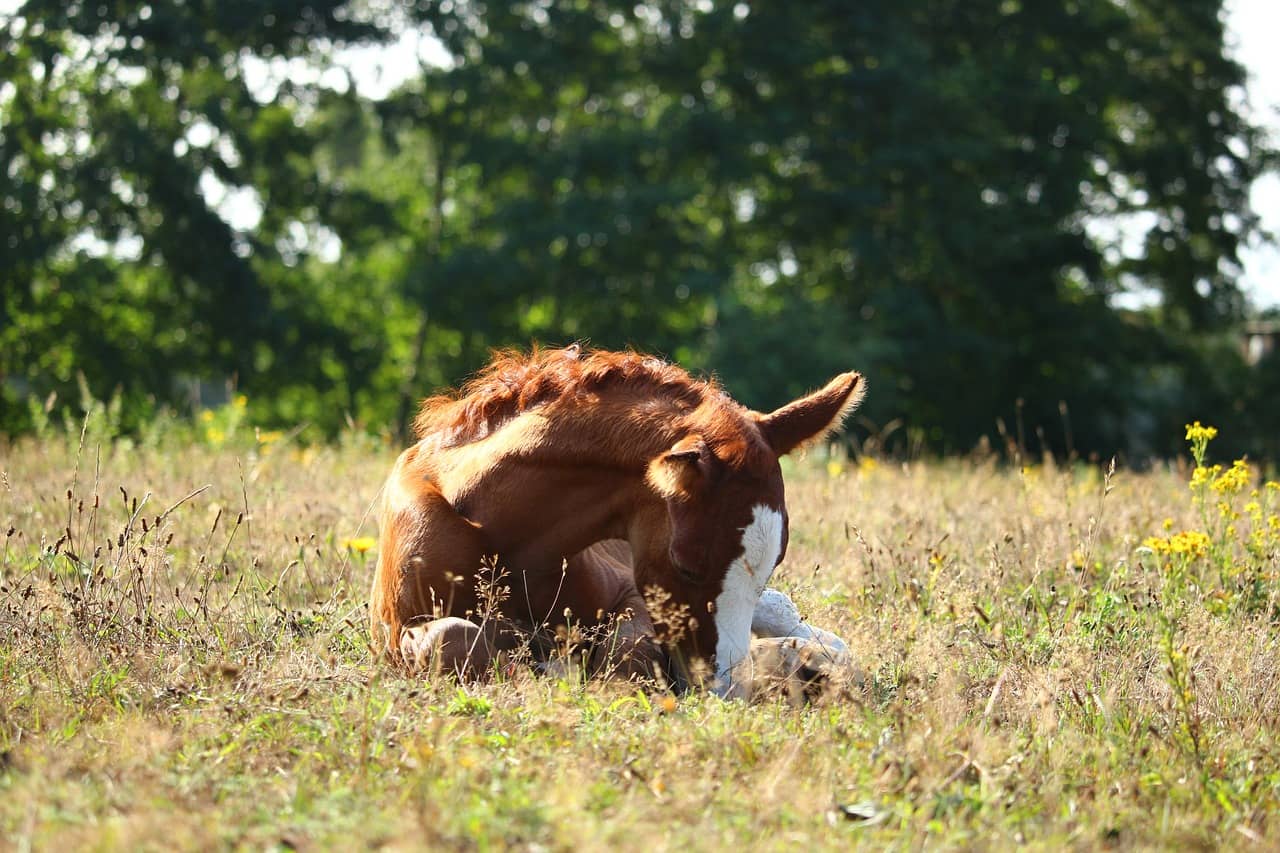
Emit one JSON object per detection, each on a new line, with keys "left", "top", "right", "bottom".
{"left": 2, "top": 413, "right": 1279, "bottom": 850}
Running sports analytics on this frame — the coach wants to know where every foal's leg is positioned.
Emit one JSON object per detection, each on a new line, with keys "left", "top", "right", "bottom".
{"left": 586, "top": 593, "right": 666, "bottom": 682}
{"left": 371, "top": 455, "right": 505, "bottom": 667}
{"left": 558, "top": 541, "right": 666, "bottom": 682}
{"left": 751, "top": 588, "right": 849, "bottom": 656}
{"left": 400, "top": 616, "right": 503, "bottom": 680}
{"left": 731, "top": 589, "right": 855, "bottom": 704}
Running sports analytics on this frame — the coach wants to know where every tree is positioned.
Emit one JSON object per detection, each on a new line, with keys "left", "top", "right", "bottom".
{"left": 0, "top": 0, "right": 384, "bottom": 431}
{"left": 2, "top": 1, "right": 1272, "bottom": 458}
{"left": 685, "top": 0, "right": 1270, "bottom": 452}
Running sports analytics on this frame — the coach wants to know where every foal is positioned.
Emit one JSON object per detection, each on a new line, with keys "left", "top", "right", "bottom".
{"left": 370, "top": 345, "right": 863, "bottom": 696}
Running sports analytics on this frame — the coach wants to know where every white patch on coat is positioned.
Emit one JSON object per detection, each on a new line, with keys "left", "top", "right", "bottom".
{"left": 752, "top": 587, "right": 850, "bottom": 656}
{"left": 712, "top": 505, "right": 784, "bottom": 690}
{"left": 750, "top": 587, "right": 804, "bottom": 636}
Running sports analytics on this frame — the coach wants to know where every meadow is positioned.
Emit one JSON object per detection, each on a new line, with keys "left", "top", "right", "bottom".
{"left": 2, "top": 405, "right": 1278, "bottom": 850}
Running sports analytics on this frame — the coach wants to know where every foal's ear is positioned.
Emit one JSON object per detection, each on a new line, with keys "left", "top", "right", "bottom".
{"left": 756, "top": 372, "right": 864, "bottom": 457}
{"left": 647, "top": 435, "right": 709, "bottom": 500}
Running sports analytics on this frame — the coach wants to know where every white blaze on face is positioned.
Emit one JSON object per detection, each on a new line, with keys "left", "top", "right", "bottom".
{"left": 712, "top": 504, "right": 784, "bottom": 689}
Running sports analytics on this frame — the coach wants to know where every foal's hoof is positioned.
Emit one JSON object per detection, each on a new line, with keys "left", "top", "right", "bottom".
{"left": 400, "top": 617, "right": 499, "bottom": 680}
{"left": 729, "top": 636, "right": 855, "bottom": 705}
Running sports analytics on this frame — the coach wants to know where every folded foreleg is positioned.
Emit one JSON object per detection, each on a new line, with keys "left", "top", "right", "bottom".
{"left": 725, "top": 588, "right": 855, "bottom": 703}
{"left": 400, "top": 616, "right": 502, "bottom": 680}
{"left": 751, "top": 587, "right": 849, "bottom": 657}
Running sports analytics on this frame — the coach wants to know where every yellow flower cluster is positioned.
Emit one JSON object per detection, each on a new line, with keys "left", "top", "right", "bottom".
{"left": 256, "top": 429, "right": 285, "bottom": 446}
{"left": 1190, "top": 459, "right": 1255, "bottom": 496}
{"left": 1184, "top": 422, "right": 1218, "bottom": 443}
{"left": 1190, "top": 465, "right": 1220, "bottom": 490}
{"left": 1142, "top": 530, "right": 1211, "bottom": 558}
{"left": 826, "top": 456, "right": 880, "bottom": 479}
{"left": 1184, "top": 422, "right": 1217, "bottom": 473}
{"left": 1210, "top": 459, "right": 1252, "bottom": 495}
{"left": 196, "top": 394, "right": 249, "bottom": 447}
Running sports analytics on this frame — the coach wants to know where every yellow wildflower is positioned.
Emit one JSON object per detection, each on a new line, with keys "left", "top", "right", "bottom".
{"left": 256, "top": 429, "right": 285, "bottom": 446}
{"left": 859, "top": 456, "right": 879, "bottom": 475}
{"left": 1162, "top": 517, "right": 1174, "bottom": 531}
{"left": 1185, "top": 422, "right": 1218, "bottom": 470}
{"left": 205, "top": 426, "right": 225, "bottom": 446}
{"left": 1211, "top": 459, "right": 1251, "bottom": 495}
{"left": 200, "top": 410, "right": 215, "bottom": 423}
{"left": 234, "top": 394, "right": 248, "bottom": 409}
{"left": 1190, "top": 465, "right": 1221, "bottom": 490}
{"left": 1168, "top": 530, "right": 1210, "bottom": 558}
{"left": 1142, "top": 536, "right": 1171, "bottom": 554}
{"left": 340, "top": 536, "right": 377, "bottom": 554}
{"left": 1145, "top": 530, "right": 1210, "bottom": 558}
{"left": 1185, "top": 422, "right": 1218, "bottom": 442}
{"left": 826, "top": 459, "right": 846, "bottom": 478}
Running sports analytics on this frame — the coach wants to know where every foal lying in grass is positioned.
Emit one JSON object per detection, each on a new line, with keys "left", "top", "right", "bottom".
{"left": 371, "top": 344, "right": 861, "bottom": 698}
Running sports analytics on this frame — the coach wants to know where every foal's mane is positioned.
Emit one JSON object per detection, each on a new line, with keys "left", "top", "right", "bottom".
{"left": 413, "top": 344, "right": 723, "bottom": 447}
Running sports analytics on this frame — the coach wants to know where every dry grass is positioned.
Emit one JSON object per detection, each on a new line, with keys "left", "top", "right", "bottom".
{"left": 2, "top": 422, "right": 1279, "bottom": 850}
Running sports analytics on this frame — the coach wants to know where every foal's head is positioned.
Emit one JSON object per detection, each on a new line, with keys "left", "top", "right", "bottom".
{"left": 644, "top": 372, "right": 864, "bottom": 696}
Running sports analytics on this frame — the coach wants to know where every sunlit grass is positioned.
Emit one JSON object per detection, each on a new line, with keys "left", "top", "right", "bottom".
{"left": 1, "top": 419, "right": 1277, "bottom": 848}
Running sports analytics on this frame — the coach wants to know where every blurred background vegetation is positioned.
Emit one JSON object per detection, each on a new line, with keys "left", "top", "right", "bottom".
{"left": 2, "top": 0, "right": 1278, "bottom": 460}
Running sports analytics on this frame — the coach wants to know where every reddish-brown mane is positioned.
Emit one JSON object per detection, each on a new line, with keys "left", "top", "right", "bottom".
{"left": 413, "top": 344, "right": 725, "bottom": 448}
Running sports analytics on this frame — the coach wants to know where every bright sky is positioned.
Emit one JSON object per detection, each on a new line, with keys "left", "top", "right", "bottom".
{"left": 1225, "top": 0, "right": 1280, "bottom": 307}
{"left": 2, "top": 1, "right": 1278, "bottom": 307}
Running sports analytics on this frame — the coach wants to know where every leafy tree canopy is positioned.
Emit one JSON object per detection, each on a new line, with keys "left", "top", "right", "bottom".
{"left": 2, "top": 1, "right": 1274, "bottom": 459}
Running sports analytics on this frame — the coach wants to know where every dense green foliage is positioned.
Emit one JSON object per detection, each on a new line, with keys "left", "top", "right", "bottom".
{"left": 1, "top": 0, "right": 1276, "bottom": 457}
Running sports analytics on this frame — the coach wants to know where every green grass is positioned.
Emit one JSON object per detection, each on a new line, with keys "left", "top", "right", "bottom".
{"left": 1, "top": 424, "right": 1278, "bottom": 850}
